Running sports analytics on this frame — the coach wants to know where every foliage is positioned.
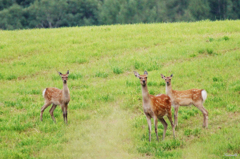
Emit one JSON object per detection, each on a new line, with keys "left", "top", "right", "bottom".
{"left": 0, "top": 4, "right": 25, "bottom": 29}
{"left": 188, "top": 0, "right": 210, "bottom": 21}
{"left": 1, "top": 0, "right": 240, "bottom": 29}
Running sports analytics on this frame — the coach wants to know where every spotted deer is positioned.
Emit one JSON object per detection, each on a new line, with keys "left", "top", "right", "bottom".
{"left": 40, "top": 70, "right": 70, "bottom": 124}
{"left": 161, "top": 74, "right": 208, "bottom": 128}
{"left": 134, "top": 71, "right": 175, "bottom": 141}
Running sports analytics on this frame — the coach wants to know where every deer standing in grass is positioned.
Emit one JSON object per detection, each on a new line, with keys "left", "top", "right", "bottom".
{"left": 134, "top": 71, "right": 175, "bottom": 141}
{"left": 161, "top": 74, "right": 208, "bottom": 128}
{"left": 41, "top": 70, "right": 70, "bottom": 124}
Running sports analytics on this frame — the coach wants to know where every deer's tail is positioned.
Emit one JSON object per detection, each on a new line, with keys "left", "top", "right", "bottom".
{"left": 42, "top": 88, "right": 47, "bottom": 98}
{"left": 201, "top": 90, "right": 207, "bottom": 102}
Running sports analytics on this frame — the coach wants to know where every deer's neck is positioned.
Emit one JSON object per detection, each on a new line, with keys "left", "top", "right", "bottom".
{"left": 141, "top": 85, "right": 150, "bottom": 103}
{"left": 166, "top": 84, "right": 173, "bottom": 97}
{"left": 62, "top": 82, "right": 70, "bottom": 100}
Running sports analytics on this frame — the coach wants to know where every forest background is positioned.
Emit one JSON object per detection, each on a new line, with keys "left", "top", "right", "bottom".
{"left": 0, "top": 0, "right": 240, "bottom": 30}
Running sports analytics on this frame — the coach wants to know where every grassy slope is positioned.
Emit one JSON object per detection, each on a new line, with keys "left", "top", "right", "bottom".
{"left": 0, "top": 20, "right": 240, "bottom": 158}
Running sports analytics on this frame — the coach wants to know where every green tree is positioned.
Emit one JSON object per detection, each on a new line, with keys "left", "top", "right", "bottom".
{"left": 101, "top": 0, "right": 167, "bottom": 24}
{"left": 0, "top": 0, "right": 16, "bottom": 11}
{"left": 225, "top": 0, "right": 240, "bottom": 19}
{"left": 126, "top": 0, "right": 158, "bottom": 23}
{"left": 188, "top": 0, "right": 210, "bottom": 20}
{"left": 65, "top": 0, "right": 100, "bottom": 26}
{"left": 208, "top": 0, "right": 233, "bottom": 20}
{"left": 16, "top": 0, "right": 35, "bottom": 7}
{"left": 0, "top": 3, "right": 25, "bottom": 29}
{"left": 32, "top": 0, "right": 67, "bottom": 28}
{"left": 165, "top": 0, "right": 189, "bottom": 21}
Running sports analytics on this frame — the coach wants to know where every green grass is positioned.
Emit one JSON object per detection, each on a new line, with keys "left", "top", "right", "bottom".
{"left": 0, "top": 20, "right": 240, "bottom": 158}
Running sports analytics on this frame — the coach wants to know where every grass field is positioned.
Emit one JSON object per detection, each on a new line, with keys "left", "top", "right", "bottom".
{"left": 0, "top": 20, "right": 240, "bottom": 159}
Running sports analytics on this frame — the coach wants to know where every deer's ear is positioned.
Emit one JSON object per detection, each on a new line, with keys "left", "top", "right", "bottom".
{"left": 66, "top": 70, "right": 69, "bottom": 74}
{"left": 134, "top": 71, "right": 139, "bottom": 78}
{"left": 144, "top": 71, "right": 148, "bottom": 76}
{"left": 59, "top": 72, "right": 62, "bottom": 76}
{"left": 170, "top": 74, "right": 173, "bottom": 77}
{"left": 161, "top": 74, "right": 165, "bottom": 79}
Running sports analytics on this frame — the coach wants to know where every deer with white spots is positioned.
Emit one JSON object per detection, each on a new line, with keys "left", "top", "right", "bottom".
{"left": 134, "top": 71, "right": 175, "bottom": 141}
{"left": 41, "top": 70, "right": 70, "bottom": 124}
{"left": 161, "top": 74, "right": 208, "bottom": 128}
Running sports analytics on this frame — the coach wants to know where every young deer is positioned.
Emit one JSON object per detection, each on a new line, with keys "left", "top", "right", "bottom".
{"left": 161, "top": 74, "right": 208, "bottom": 128}
{"left": 134, "top": 71, "right": 175, "bottom": 141}
{"left": 40, "top": 70, "right": 70, "bottom": 124}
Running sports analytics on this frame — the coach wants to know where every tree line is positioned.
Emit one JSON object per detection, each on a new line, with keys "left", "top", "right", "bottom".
{"left": 0, "top": 0, "right": 239, "bottom": 30}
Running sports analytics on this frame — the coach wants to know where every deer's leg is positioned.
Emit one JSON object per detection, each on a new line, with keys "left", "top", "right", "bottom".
{"left": 167, "top": 112, "right": 175, "bottom": 139}
{"left": 61, "top": 105, "right": 68, "bottom": 124}
{"left": 154, "top": 116, "right": 159, "bottom": 142}
{"left": 202, "top": 107, "right": 208, "bottom": 128}
{"left": 159, "top": 118, "right": 168, "bottom": 140}
{"left": 174, "top": 105, "right": 179, "bottom": 127}
{"left": 146, "top": 115, "right": 151, "bottom": 142}
{"left": 40, "top": 102, "right": 51, "bottom": 121}
{"left": 49, "top": 104, "right": 57, "bottom": 123}
{"left": 194, "top": 103, "right": 208, "bottom": 128}
{"left": 61, "top": 106, "right": 66, "bottom": 123}
{"left": 65, "top": 105, "right": 68, "bottom": 124}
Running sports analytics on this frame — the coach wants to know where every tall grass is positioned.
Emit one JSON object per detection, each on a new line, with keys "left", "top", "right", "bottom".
{"left": 0, "top": 20, "right": 240, "bottom": 158}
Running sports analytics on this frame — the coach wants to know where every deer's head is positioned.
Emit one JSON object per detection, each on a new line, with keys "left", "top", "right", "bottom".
{"left": 161, "top": 74, "right": 173, "bottom": 86}
{"left": 134, "top": 71, "right": 148, "bottom": 87}
{"left": 59, "top": 70, "right": 69, "bottom": 84}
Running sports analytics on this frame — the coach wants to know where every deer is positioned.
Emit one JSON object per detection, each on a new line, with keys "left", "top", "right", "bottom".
{"left": 40, "top": 70, "right": 70, "bottom": 124}
{"left": 134, "top": 71, "right": 175, "bottom": 142}
{"left": 161, "top": 74, "right": 208, "bottom": 128}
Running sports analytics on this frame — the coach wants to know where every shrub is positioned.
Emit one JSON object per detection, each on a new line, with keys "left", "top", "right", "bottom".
{"left": 95, "top": 71, "right": 108, "bottom": 78}
{"left": 149, "top": 90, "right": 155, "bottom": 95}
{"left": 198, "top": 49, "right": 205, "bottom": 54}
{"left": 0, "top": 73, "right": 4, "bottom": 79}
{"left": 31, "top": 89, "right": 41, "bottom": 94}
{"left": 227, "top": 104, "right": 237, "bottom": 112}
{"left": 75, "top": 58, "right": 88, "bottom": 64}
{"left": 207, "top": 48, "right": 213, "bottom": 55}
{"left": 99, "top": 94, "right": 113, "bottom": 102}
{"left": 233, "top": 85, "right": 240, "bottom": 92}
{"left": 134, "top": 61, "right": 142, "bottom": 69}
{"left": 213, "top": 77, "right": 218, "bottom": 82}
{"left": 212, "top": 77, "right": 223, "bottom": 82}
{"left": 159, "top": 82, "right": 165, "bottom": 86}
{"left": 113, "top": 67, "right": 123, "bottom": 74}
{"left": 184, "top": 128, "right": 201, "bottom": 136}
{"left": 125, "top": 80, "right": 138, "bottom": 87}
{"left": 162, "top": 140, "right": 183, "bottom": 150}
{"left": 184, "top": 129, "right": 192, "bottom": 136}
{"left": 190, "top": 54, "right": 196, "bottom": 57}
{"left": 209, "top": 38, "right": 214, "bottom": 42}
{"left": 148, "top": 81, "right": 158, "bottom": 86}
{"left": 7, "top": 75, "right": 17, "bottom": 80}
{"left": 68, "top": 72, "right": 83, "bottom": 80}
{"left": 223, "top": 36, "right": 229, "bottom": 41}
{"left": 182, "top": 113, "right": 190, "bottom": 120}
{"left": 4, "top": 101, "right": 16, "bottom": 107}
{"left": 192, "top": 128, "right": 201, "bottom": 136}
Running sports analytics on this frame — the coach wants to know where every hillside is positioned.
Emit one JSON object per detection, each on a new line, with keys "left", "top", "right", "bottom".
{"left": 0, "top": 20, "right": 240, "bottom": 158}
